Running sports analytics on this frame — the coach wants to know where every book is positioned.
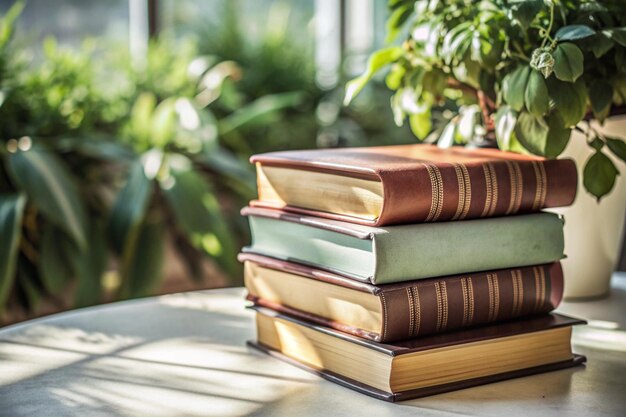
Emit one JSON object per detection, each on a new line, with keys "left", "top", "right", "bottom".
{"left": 251, "top": 144, "right": 577, "bottom": 226}
{"left": 241, "top": 253, "right": 565, "bottom": 342}
{"left": 242, "top": 206, "right": 565, "bottom": 284}
{"left": 250, "top": 306, "right": 586, "bottom": 402}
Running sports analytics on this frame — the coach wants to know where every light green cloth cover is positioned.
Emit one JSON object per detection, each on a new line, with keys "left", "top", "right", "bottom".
{"left": 246, "top": 212, "right": 564, "bottom": 284}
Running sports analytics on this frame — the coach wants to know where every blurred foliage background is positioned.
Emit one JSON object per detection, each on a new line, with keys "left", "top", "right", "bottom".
{"left": 0, "top": 0, "right": 413, "bottom": 324}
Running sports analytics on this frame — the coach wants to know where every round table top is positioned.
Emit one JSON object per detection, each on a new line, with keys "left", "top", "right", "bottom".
{"left": 1, "top": 275, "right": 626, "bottom": 417}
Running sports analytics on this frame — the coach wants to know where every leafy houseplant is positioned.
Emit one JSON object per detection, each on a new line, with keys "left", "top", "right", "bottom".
{"left": 0, "top": 3, "right": 118, "bottom": 317}
{"left": 193, "top": 0, "right": 415, "bottom": 153}
{"left": 0, "top": 2, "right": 303, "bottom": 321}
{"left": 346, "top": 0, "right": 626, "bottom": 199}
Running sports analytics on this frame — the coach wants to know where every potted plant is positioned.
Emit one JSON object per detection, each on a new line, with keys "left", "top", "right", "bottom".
{"left": 346, "top": 0, "right": 626, "bottom": 298}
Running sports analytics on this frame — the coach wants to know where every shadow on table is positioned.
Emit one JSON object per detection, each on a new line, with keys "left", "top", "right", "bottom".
{"left": 0, "top": 291, "right": 317, "bottom": 417}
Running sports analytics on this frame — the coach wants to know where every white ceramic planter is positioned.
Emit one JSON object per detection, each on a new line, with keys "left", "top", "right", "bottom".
{"left": 550, "top": 115, "right": 626, "bottom": 299}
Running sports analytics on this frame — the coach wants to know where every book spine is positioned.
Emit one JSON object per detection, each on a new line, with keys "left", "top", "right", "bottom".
{"left": 380, "top": 263, "right": 563, "bottom": 342}
{"left": 377, "top": 158, "right": 577, "bottom": 225}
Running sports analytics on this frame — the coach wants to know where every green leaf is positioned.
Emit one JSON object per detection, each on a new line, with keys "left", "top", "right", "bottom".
{"left": 60, "top": 137, "right": 135, "bottom": 161}
{"left": 456, "top": 105, "right": 480, "bottom": 143}
{"left": 547, "top": 78, "right": 587, "bottom": 127}
{"left": 502, "top": 65, "right": 531, "bottom": 111}
{"left": 555, "top": 25, "right": 596, "bottom": 41}
{"left": 422, "top": 70, "right": 448, "bottom": 97}
{"left": 119, "top": 217, "right": 165, "bottom": 298}
{"left": 513, "top": 111, "right": 571, "bottom": 157}
{"left": 344, "top": 47, "right": 403, "bottom": 105}
{"left": 509, "top": 0, "right": 543, "bottom": 29}
{"left": 607, "top": 138, "right": 626, "bottom": 163}
{"left": 408, "top": 106, "right": 432, "bottom": 140}
{"left": 73, "top": 219, "right": 107, "bottom": 308}
{"left": 0, "top": 1, "right": 24, "bottom": 48}
{"left": 525, "top": 70, "right": 549, "bottom": 116}
{"left": 605, "top": 28, "right": 626, "bottom": 46}
{"left": 129, "top": 93, "right": 157, "bottom": 145}
{"left": 162, "top": 155, "right": 238, "bottom": 276}
{"left": 108, "top": 158, "right": 154, "bottom": 253}
{"left": 385, "top": 4, "right": 412, "bottom": 43}
{"left": 0, "top": 194, "right": 25, "bottom": 314}
{"left": 219, "top": 92, "right": 304, "bottom": 135}
{"left": 150, "top": 98, "right": 178, "bottom": 149}
{"left": 200, "top": 147, "right": 255, "bottom": 192}
{"left": 589, "top": 33, "right": 615, "bottom": 58}
{"left": 552, "top": 43, "right": 584, "bottom": 82}
{"left": 495, "top": 106, "right": 518, "bottom": 150}
{"left": 6, "top": 149, "right": 87, "bottom": 248}
{"left": 590, "top": 137, "right": 604, "bottom": 151}
{"left": 588, "top": 79, "right": 614, "bottom": 121}
{"left": 437, "top": 121, "right": 457, "bottom": 148}
{"left": 544, "top": 112, "right": 572, "bottom": 158}
{"left": 583, "top": 151, "right": 619, "bottom": 200}
{"left": 39, "top": 224, "right": 74, "bottom": 295}
{"left": 441, "top": 22, "right": 472, "bottom": 61}
{"left": 385, "top": 64, "right": 406, "bottom": 90}
{"left": 514, "top": 112, "right": 549, "bottom": 155}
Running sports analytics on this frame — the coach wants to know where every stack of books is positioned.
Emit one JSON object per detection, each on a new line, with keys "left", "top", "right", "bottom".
{"left": 241, "top": 144, "right": 586, "bottom": 402}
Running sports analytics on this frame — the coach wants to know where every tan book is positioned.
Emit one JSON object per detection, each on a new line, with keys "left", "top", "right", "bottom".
{"left": 251, "top": 307, "right": 586, "bottom": 402}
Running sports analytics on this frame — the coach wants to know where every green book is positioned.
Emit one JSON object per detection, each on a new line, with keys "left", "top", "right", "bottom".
{"left": 242, "top": 207, "right": 565, "bottom": 284}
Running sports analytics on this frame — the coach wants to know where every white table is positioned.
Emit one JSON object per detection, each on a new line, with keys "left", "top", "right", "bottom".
{"left": 1, "top": 274, "right": 625, "bottom": 417}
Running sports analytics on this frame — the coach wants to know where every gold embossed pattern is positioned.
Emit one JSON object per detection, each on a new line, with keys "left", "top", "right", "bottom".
{"left": 531, "top": 161, "right": 547, "bottom": 211}
{"left": 533, "top": 266, "right": 546, "bottom": 312}
{"left": 504, "top": 161, "right": 524, "bottom": 215}
{"left": 424, "top": 164, "right": 444, "bottom": 222}
{"left": 511, "top": 269, "right": 524, "bottom": 316}
{"left": 481, "top": 163, "right": 499, "bottom": 217}
{"left": 452, "top": 163, "right": 472, "bottom": 220}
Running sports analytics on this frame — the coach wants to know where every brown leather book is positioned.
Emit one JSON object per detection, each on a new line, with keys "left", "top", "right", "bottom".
{"left": 250, "top": 306, "right": 586, "bottom": 402}
{"left": 241, "top": 253, "right": 565, "bottom": 342}
{"left": 250, "top": 144, "right": 577, "bottom": 226}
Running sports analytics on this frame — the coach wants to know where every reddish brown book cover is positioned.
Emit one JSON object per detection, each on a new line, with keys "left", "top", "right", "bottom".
{"left": 251, "top": 144, "right": 577, "bottom": 226}
{"left": 241, "top": 253, "right": 565, "bottom": 342}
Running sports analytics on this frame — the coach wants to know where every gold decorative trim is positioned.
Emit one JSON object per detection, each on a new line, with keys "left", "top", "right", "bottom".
{"left": 511, "top": 269, "right": 524, "bottom": 316}
{"left": 380, "top": 292, "right": 388, "bottom": 341}
{"left": 452, "top": 163, "right": 472, "bottom": 220}
{"left": 434, "top": 282, "right": 448, "bottom": 332}
{"left": 505, "top": 161, "right": 523, "bottom": 214}
{"left": 531, "top": 161, "right": 547, "bottom": 210}
{"left": 467, "top": 277, "right": 474, "bottom": 324}
{"left": 406, "top": 288, "right": 415, "bottom": 338}
{"left": 413, "top": 286, "right": 421, "bottom": 336}
{"left": 487, "top": 273, "right": 500, "bottom": 321}
{"left": 535, "top": 266, "right": 546, "bottom": 310}
{"left": 461, "top": 277, "right": 475, "bottom": 326}
{"left": 424, "top": 164, "right": 444, "bottom": 222}
{"left": 461, "top": 278, "right": 469, "bottom": 326}
{"left": 481, "top": 163, "right": 498, "bottom": 217}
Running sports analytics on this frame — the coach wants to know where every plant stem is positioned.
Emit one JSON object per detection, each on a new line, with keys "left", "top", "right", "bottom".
{"left": 541, "top": 3, "right": 555, "bottom": 48}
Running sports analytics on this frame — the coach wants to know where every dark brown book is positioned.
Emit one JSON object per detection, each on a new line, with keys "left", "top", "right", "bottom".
{"left": 250, "top": 306, "right": 586, "bottom": 402}
{"left": 251, "top": 144, "right": 577, "bottom": 226}
{"left": 241, "top": 253, "right": 564, "bottom": 342}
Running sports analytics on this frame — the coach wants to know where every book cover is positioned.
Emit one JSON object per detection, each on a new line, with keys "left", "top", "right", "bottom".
{"left": 241, "top": 253, "right": 565, "bottom": 342}
{"left": 249, "top": 307, "right": 586, "bottom": 402}
{"left": 242, "top": 206, "right": 565, "bottom": 284}
{"left": 251, "top": 144, "right": 577, "bottom": 226}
